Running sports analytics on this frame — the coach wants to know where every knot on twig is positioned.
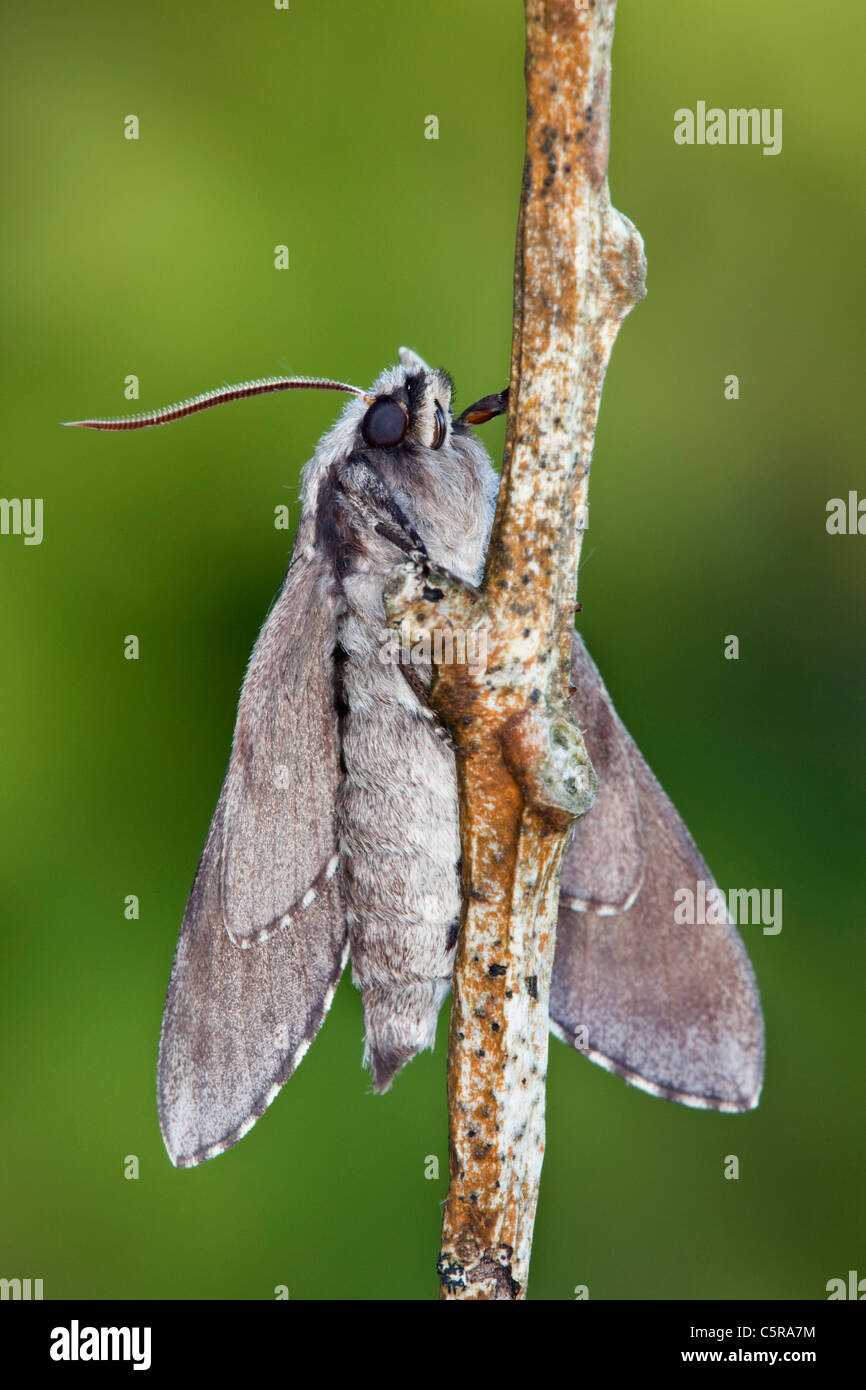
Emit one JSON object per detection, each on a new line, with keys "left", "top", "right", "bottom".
{"left": 600, "top": 206, "right": 647, "bottom": 315}
{"left": 383, "top": 558, "right": 491, "bottom": 696}
{"left": 383, "top": 558, "right": 480, "bottom": 634}
{"left": 500, "top": 705, "right": 597, "bottom": 830}
{"left": 437, "top": 1245, "right": 522, "bottom": 1302}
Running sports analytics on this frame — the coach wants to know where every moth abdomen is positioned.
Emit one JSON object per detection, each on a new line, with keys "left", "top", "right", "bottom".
{"left": 360, "top": 977, "right": 453, "bottom": 1093}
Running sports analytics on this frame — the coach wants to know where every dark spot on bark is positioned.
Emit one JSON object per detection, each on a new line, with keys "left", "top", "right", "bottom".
{"left": 525, "top": 975, "right": 538, "bottom": 1000}
{"left": 476, "top": 1049, "right": 486, "bottom": 1059}
{"left": 530, "top": 688, "right": 541, "bottom": 704}
{"left": 488, "top": 963, "right": 507, "bottom": 977}
{"left": 490, "top": 1021, "right": 500, "bottom": 1033}
{"left": 422, "top": 585, "right": 444, "bottom": 602}
{"left": 505, "top": 989, "right": 513, "bottom": 999}
{"left": 585, "top": 105, "right": 594, "bottom": 122}
{"left": 436, "top": 1255, "right": 466, "bottom": 1293}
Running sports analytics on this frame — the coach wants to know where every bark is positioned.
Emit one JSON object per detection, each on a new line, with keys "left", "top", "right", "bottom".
{"left": 385, "top": 0, "right": 645, "bottom": 1300}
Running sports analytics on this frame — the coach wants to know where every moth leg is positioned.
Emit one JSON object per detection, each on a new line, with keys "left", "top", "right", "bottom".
{"left": 396, "top": 660, "right": 459, "bottom": 754}
{"left": 339, "top": 457, "right": 429, "bottom": 560}
{"left": 407, "top": 554, "right": 482, "bottom": 602}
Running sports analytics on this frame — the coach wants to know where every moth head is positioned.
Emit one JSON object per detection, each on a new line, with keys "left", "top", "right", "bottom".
{"left": 360, "top": 347, "right": 453, "bottom": 454}
{"left": 359, "top": 347, "right": 508, "bottom": 456}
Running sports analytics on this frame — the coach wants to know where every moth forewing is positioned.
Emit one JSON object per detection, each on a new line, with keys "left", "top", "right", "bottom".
{"left": 156, "top": 542, "right": 347, "bottom": 1167}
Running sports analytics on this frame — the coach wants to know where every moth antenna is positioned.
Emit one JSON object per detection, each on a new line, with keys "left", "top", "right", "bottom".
{"left": 61, "top": 375, "right": 371, "bottom": 431}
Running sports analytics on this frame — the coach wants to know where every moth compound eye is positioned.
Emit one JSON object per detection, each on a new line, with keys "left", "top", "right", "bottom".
{"left": 361, "top": 397, "right": 408, "bottom": 449}
{"left": 431, "top": 402, "right": 447, "bottom": 450}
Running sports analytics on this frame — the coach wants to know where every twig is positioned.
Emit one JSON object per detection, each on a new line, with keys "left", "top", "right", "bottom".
{"left": 386, "top": 0, "right": 645, "bottom": 1300}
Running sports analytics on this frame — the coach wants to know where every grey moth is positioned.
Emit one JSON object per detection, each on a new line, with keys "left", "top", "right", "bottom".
{"left": 66, "top": 347, "right": 765, "bottom": 1167}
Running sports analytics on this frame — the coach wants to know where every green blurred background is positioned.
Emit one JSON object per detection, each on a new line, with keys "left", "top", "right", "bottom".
{"left": 1, "top": 0, "right": 863, "bottom": 1300}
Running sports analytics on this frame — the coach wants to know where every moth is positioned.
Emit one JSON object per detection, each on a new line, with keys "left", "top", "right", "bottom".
{"left": 66, "top": 347, "right": 764, "bottom": 1168}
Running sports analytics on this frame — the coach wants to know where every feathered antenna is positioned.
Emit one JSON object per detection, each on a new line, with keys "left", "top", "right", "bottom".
{"left": 61, "top": 375, "right": 370, "bottom": 430}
